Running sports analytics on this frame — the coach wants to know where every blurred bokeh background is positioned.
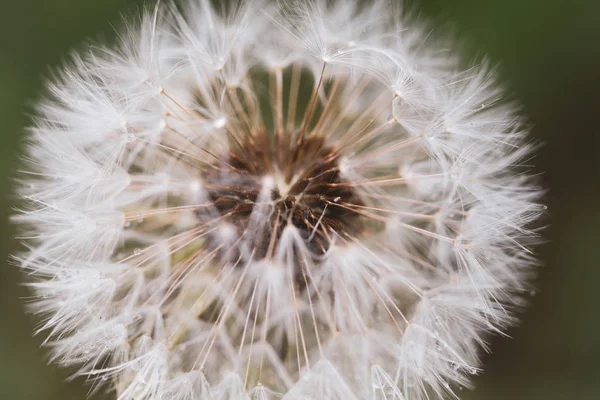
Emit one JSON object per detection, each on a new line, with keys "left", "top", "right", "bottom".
{"left": 0, "top": 0, "right": 598, "bottom": 399}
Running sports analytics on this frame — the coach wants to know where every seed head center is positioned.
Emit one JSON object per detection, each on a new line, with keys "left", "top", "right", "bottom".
{"left": 201, "top": 131, "right": 365, "bottom": 264}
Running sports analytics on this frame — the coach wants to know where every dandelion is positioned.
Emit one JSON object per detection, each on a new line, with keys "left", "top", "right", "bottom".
{"left": 13, "top": 0, "right": 544, "bottom": 399}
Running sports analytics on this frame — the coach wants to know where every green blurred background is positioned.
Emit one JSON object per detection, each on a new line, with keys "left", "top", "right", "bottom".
{"left": 1, "top": 0, "right": 598, "bottom": 399}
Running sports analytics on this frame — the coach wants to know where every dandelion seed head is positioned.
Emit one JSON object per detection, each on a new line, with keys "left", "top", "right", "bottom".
{"left": 13, "top": 0, "right": 543, "bottom": 399}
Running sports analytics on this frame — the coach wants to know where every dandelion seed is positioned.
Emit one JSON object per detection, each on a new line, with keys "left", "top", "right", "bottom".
{"left": 13, "top": 0, "right": 543, "bottom": 399}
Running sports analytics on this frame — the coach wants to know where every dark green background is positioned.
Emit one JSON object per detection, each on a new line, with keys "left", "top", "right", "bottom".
{"left": 1, "top": 1, "right": 599, "bottom": 399}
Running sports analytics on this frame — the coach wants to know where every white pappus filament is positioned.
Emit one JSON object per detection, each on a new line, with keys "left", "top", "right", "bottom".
{"left": 13, "top": 1, "right": 544, "bottom": 399}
